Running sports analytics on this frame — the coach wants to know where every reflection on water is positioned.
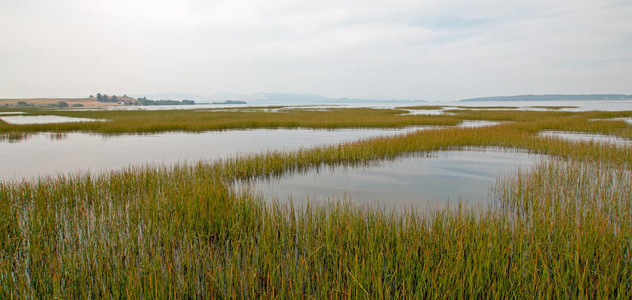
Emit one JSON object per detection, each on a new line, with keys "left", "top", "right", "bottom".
{"left": 0, "top": 127, "right": 429, "bottom": 180}
{"left": 238, "top": 149, "right": 547, "bottom": 210}
{"left": 402, "top": 109, "right": 446, "bottom": 116}
{"left": 540, "top": 131, "right": 632, "bottom": 147}
{"left": 600, "top": 118, "right": 632, "bottom": 125}
{"left": 459, "top": 120, "right": 502, "bottom": 128}
{"left": 0, "top": 115, "right": 105, "bottom": 124}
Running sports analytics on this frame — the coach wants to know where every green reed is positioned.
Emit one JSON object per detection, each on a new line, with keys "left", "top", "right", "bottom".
{"left": 1, "top": 108, "right": 631, "bottom": 298}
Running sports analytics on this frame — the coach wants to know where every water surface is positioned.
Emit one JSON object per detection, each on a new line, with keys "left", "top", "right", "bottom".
{"left": 402, "top": 109, "right": 446, "bottom": 116}
{"left": 238, "top": 149, "right": 547, "bottom": 210}
{"left": 0, "top": 127, "right": 428, "bottom": 180}
{"left": 459, "top": 120, "right": 502, "bottom": 128}
{"left": 540, "top": 131, "right": 632, "bottom": 147}
{"left": 0, "top": 115, "right": 104, "bottom": 124}
{"left": 32, "top": 100, "right": 632, "bottom": 112}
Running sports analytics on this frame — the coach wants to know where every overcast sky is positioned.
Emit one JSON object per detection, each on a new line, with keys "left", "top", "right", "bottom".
{"left": 1, "top": 0, "right": 630, "bottom": 101}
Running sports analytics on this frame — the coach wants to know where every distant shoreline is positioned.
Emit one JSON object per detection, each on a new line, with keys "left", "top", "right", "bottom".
{"left": 0, "top": 98, "right": 119, "bottom": 108}
{"left": 460, "top": 94, "right": 632, "bottom": 102}
{"left": 0, "top": 97, "right": 196, "bottom": 108}
{"left": 211, "top": 100, "right": 247, "bottom": 105}
{"left": 3, "top": 94, "right": 632, "bottom": 107}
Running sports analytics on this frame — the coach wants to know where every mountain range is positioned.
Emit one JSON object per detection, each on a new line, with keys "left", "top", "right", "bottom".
{"left": 129, "top": 92, "right": 632, "bottom": 104}
{"left": 130, "top": 92, "right": 428, "bottom": 104}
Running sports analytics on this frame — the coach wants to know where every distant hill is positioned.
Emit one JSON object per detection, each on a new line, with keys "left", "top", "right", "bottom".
{"left": 255, "top": 93, "right": 332, "bottom": 103}
{"left": 460, "top": 94, "right": 632, "bottom": 102}
{"left": 130, "top": 92, "right": 204, "bottom": 101}
{"left": 237, "top": 93, "right": 428, "bottom": 104}
{"left": 132, "top": 92, "right": 429, "bottom": 104}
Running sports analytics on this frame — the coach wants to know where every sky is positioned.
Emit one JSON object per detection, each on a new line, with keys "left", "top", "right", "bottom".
{"left": 1, "top": 0, "right": 631, "bottom": 101}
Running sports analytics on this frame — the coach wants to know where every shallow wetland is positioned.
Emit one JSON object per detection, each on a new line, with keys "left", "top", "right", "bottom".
{"left": 1, "top": 102, "right": 632, "bottom": 298}
{"left": 238, "top": 148, "right": 547, "bottom": 210}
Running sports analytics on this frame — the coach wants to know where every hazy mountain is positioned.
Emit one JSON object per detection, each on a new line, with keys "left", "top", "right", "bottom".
{"left": 204, "top": 92, "right": 336, "bottom": 103}
{"left": 131, "top": 92, "right": 330, "bottom": 102}
{"left": 130, "top": 92, "right": 206, "bottom": 101}
{"left": 206, "top": 92, "right": 261, "bottom": 101}
{"left": 134, "top": 92, "right": 428, "bottom": 104}
{"left": 127, "top": 92, "right": 632, "bottom": 104}
{"left": 460, "top": 94, "right": 632, "bottom": 102}
{"left": 254, "top": 93, "right": 331, "bottom": 102}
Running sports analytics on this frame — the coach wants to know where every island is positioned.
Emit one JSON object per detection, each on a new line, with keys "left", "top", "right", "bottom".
{"left": 460, "top": 94, "right": 632, "bottom": 102}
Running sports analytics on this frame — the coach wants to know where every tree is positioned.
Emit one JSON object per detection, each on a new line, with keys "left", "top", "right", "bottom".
{"left": 57, "top": 101, "right": 69, "bottom": 107}
{"left": 111, "top": 95, "right": 118, "bottom": 103}
{"left": 97, "top": 93, "right": 103, "bottom": 102}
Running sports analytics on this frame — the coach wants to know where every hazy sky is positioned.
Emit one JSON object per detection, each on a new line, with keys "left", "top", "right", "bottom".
{"left": 1, "top": 0, "right": 631, "bottom": 101}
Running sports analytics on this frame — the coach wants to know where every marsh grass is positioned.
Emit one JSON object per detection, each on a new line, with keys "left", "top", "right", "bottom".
{"left": 454, "top": 106, "right": 519, "bottom": 109}
{"left": 491, "top": 160, "right": 632, "bottom": 297}
{"left": 0, "top": 108, "right": 462, "bottom": 142}
{"left": 528, "top": 105, "right": 579, "bottom": 110}
{"left": 1, "top": 108, "right": 632, "bottom": 297}
{"left": 395, "top": 105, "right": 446, "bottom": 110}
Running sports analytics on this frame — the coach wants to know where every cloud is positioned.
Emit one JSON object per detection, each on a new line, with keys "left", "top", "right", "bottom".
{"left": 1, "top": 0, "right": 630, "bottom": 100}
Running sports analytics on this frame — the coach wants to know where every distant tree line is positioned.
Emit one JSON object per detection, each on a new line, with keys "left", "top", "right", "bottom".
{"left": 136, "top": 97, "right": 195, "bottom": 106}
{"left": 17, "top": 101, "right": 35, "bottom": 107}
{"left": 95, "top": 93, "right": 195, "bottom": 106}
{"left": 96, "top": 93, "right": 120, "bottom": 103}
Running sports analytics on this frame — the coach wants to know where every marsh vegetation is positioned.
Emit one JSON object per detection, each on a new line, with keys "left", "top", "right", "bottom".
{"left": 1, "top": 105, "right": 631, "bottom": 298}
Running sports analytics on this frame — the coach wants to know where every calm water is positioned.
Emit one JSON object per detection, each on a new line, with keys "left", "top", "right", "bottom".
{"left": 458, "top": 120, "right": 502, "bottom": 128}
{"left": 0, "top": 127, "right": 428, "bottom": 180}
{"left": 32, "top": 100, "right": 632, "bottom": 111}
{"left": 2, "top": 102, "right": 624, "bottom": 210}
{"left": 540, "top": 131, "right": 632, "bottom": 147}
{"left": 238, "top": 149, "right": 547, "bottom": 210}
{"left": 0, "top": 115, "right": 104, "bottom": 124}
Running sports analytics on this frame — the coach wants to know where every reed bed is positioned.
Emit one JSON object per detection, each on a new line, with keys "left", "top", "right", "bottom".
{"left": 395, "top": 105, "right": 447, "bottom": 110}
{"left": 0, "top": 108, "right": 459, "bottom": 136}
{"left": 1, "top": 108, "right": 631, "bottom": 298}
{"left": 2, "top": 106, "right": 631, "bottom": 142}
{"left": 528, "top": 105, "right": 579, "bottom": 110}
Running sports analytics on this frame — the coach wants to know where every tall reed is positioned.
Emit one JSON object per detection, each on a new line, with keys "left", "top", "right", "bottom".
{"left": 1, "top": 108, "right": 631, "bottom": 297}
